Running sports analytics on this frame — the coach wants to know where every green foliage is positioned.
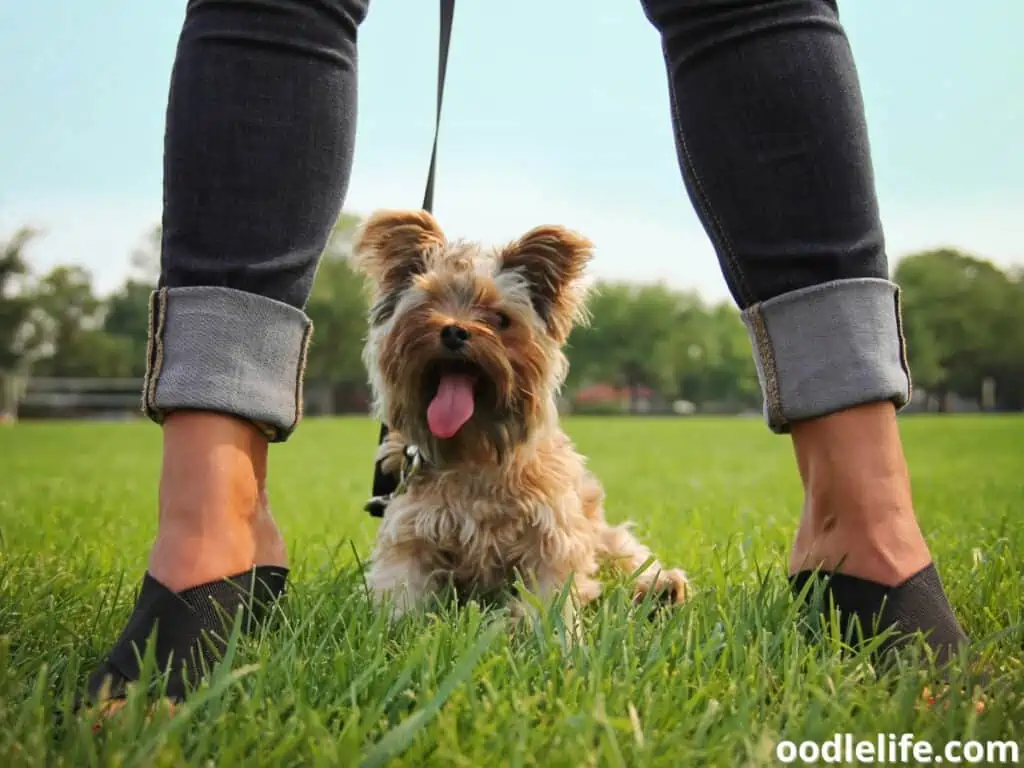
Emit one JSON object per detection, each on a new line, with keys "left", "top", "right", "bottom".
{"left": 0, "top": 416, "right": 1020, "bottom": 764}
{"left": 27, "top": 265, "right": 107, "bottom": 377}
{"left": 895, "top": 249, "right": 1024, "bottom": 410}
{"left": 304, "top": 215, "right": 372, "bottom": 395}
{"left": 560, "top": 283, "right": 762, "bottom": 410}
{"left": 0, "top": 228, "right": 41, "bottom": 371}
{"left": 102, "top": 280, "right": 152, "bottom": 378}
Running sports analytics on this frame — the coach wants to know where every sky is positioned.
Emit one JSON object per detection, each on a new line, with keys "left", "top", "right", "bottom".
{"left": 1, "top": 1, "right": 1022, "bottom": 302}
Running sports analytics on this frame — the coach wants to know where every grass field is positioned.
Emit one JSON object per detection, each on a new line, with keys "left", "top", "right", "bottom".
{"left": 0, "top": 415, "right": 1021, "bottom": 766}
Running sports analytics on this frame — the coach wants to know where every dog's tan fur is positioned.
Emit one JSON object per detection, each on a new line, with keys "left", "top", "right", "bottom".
{"left": 354, "top": 209, "right": 689, "bottom": 618}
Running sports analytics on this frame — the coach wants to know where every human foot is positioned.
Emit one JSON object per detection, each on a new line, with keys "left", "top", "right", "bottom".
{"left": 81, "top": 412, "right": 290, "bottom": 711}
{"left": 788, "top": 497, "right": 967, "bottom": 665}
{"left": 149, "top": 412, "right": 288, "bottom": 590}
{"left": 147, "top": 487, "right": 288, "bottom": 592}
{"left": 791, "top": 565, "right": 968, "bottom": 666}
{"left": 83, "top": 564, "right": 289, "bottom": 709}
{"left": 786, "top": 403, "right": 968, "bottom": 664}
{"left": 788, "top": 494, "right": 932, "bottom": 586}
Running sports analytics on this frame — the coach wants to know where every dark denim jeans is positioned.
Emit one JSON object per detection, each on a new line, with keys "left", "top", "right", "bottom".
{"left": 144, "top": 0, "right": 911, "bottom": 438}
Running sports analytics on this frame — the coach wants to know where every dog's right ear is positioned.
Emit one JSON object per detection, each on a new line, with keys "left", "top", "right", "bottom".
{"left": 353, "top": 209, "right": 446, "bottom": 297}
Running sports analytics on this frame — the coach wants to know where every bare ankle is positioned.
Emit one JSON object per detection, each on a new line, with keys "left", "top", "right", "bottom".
{"left": 788, "top": 403, "right": 932, "bottom": 585}
{"left": 149, "top": 411, "right": 287, "bottom": 591}
{"left": 252, "top": 488, "right": 288, "bottom": 567}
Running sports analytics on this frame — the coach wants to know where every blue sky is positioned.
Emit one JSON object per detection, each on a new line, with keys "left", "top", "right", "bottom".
{"left": 2, "top": 0, "right": 1021, "bottom": 301}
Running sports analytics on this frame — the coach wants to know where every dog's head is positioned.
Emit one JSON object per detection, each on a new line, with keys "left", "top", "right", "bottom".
{"left": 354, "top": 210, "right": 593, "bottom": 466}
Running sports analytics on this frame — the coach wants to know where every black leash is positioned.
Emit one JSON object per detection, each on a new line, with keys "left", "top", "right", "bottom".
{"left": 366, "top": 0, "right": 455, "bottom": 517}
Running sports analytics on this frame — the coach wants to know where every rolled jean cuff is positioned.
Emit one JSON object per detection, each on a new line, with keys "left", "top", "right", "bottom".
{"left": 142, "top": 286, "right": 313, "bottom": 442}
{"left": 742, "top": 277, "right": 912, "bottom": 433}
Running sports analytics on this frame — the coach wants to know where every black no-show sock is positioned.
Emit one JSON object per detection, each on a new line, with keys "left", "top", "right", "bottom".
{"left": 790, "top": 563, "right": 969, "bottom": 665}
{"left": 81, "top": 565, "right": 289, "bottom": 707}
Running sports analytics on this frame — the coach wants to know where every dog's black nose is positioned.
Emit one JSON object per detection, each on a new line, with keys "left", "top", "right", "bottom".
{"left": 440, "top": 323, "right": 470, "bottom": 350}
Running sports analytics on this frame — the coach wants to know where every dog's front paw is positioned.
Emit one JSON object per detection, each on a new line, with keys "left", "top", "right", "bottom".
{"left": 375, "top": 430, "right": 408, "bottom": 477}
{"left": 366, "top": 556, "right": 435, "bottom": 621}
{"left": 635, "top": 567, "right": 689, "bottom": 606}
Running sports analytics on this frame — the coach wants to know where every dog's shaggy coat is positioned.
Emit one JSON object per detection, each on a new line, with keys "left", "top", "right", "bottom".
{"left": 354, "top": 210, "right": 688, "bottom": 617}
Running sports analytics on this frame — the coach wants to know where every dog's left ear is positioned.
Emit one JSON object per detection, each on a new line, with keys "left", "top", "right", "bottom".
{"left": 353, "top": 209, "right": 447, "bottom": 294}
{"left": 497, "top": 225, "right": 593, "bottom": 341}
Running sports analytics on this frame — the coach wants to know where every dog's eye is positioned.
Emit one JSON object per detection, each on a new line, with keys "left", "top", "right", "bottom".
{"left": 493, "top": 311, "right": 511, "bottom": 330}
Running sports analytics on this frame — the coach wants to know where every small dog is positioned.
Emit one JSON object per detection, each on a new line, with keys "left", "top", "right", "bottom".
{"left": 353, "top": 210, "right": 689, "bottom": 619}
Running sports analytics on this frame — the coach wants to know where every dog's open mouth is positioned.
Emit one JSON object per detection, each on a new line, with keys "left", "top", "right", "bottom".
{"left": 423, "top": 359, "right": 483, "bottom": 439}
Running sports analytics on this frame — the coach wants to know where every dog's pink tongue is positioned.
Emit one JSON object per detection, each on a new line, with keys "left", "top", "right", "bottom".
{"left": 427, "top": 373, "right": 475, "bottom": 438}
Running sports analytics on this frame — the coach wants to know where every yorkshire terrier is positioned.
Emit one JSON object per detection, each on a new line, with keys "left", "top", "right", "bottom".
{"left": 353, "top": 210, "right": 689, "bottom": 620}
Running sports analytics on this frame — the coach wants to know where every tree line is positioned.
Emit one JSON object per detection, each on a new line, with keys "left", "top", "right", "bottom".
{"left": 2, "top": 213, "right": 1023, "bottom": 417}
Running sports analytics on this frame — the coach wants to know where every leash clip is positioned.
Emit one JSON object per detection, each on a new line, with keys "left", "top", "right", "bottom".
{"left": 395, "top": 444, "right": 423, "bottom": 494}
{"left": 364, "top": 444, "right": 423, "bottom": 517}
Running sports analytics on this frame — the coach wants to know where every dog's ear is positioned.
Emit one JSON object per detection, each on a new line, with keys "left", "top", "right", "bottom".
{"left": 353, "top": 209, "right": 446, "bottom": 296}
{"left": 497, "top": 225, "right": 593, "bottom": 341}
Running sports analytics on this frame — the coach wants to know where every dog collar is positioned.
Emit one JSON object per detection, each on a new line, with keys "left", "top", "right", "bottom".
{"left": 364, "top": 444, "right": 426, "bottom": 518}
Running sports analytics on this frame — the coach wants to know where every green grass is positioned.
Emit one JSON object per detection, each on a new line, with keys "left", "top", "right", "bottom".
{"left": 0, "top": 415, "right": 1022, "bottom": 766}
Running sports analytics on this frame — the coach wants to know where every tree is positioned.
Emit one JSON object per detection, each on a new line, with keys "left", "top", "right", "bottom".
{"left": 102, "top": 280, "right": 152, "bottom": 377}
{"left": 0, "top": 227, "right": 42, "bottom": 372}
{"left": 566, "top": 282, "right": 682, "bottom": 407}
{"left": 564, "top": 281, "right": 760, "bottom": 411}
{"left": 27, "top": 265, "right": 135, "bottom": 378}
{"left": 895, "top": 248, "right": 1016, "bottom": 409}
{"left": 985, "top": 267, "right": 1024, "bottom": 410}
{"left": 303, "top": 213, "right": 372, "bottom": 411}
{"left": 101, "top": 226, "right": 161, "bottom": 378}
{"left": 672, "top": 302, "right": 760, "bottom": 410}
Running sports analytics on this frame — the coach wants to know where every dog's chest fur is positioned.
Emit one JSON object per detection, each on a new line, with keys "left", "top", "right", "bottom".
{"left": 374, "top": 434, "right": 599, "bottom": 591}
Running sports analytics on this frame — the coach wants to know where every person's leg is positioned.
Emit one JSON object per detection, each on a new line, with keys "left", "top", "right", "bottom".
{"left": 639, "top": 0, "right": 966, "bottom": 660}
{"left": 86, "top": 0, "right": 369, "bottom": 704}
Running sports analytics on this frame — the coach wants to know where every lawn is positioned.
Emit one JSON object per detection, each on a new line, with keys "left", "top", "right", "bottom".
{"left": 0, "top": 415, "right": 1021, "bottom": 766}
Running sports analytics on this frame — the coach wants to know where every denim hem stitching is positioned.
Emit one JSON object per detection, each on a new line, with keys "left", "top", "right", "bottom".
{"left": 142, "top": 288, "right": 169, "bottom": 424}
{"left": 892, "top": 286, "right": 913, "bottom": 409}
{"left": 746, "top": 303, "right": 785, "bottom": 430}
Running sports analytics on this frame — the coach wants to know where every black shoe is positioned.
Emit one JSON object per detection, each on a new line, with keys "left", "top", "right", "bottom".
{"left": 81, "top": 565, "right": 289, "bottom": 706}
{"left": 791, "top": 563, "right": 969, "bottom": 665}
